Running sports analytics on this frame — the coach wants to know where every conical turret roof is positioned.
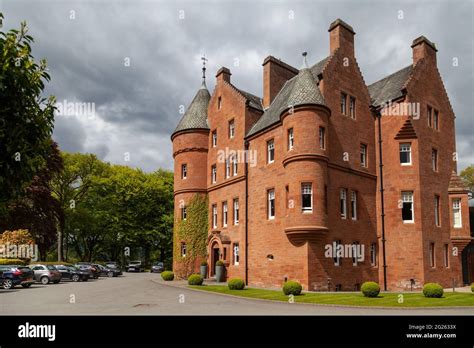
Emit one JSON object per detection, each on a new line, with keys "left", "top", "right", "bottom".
{"left": 172, "top": 83, "right": 210, "bottom": 136}
{"left": 286, "top": 66, "right": 326, "bottom": 109}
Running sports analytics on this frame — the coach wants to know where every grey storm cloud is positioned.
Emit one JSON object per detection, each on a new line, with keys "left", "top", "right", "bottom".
{"left": 3, "top": 0, "right": 473, "bottom": 172}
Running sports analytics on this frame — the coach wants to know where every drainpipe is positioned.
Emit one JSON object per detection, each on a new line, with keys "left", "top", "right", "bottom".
{"left": 376, "top": 109, "right": 388, "bottom": 291}
{"left": 244, "top": 140, "right": 249, "bottom": 285}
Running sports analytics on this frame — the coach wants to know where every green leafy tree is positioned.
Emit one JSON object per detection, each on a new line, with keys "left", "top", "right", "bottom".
{"left": 0, "top": 14, "right": 55, "bottom": 213}
{"left": 460, "top": 165, "right": 474, "bottom": 198}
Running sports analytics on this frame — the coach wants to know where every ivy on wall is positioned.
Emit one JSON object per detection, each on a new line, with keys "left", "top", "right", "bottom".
{"left": 173, "top": 194, "right": 208, "bottom": 278}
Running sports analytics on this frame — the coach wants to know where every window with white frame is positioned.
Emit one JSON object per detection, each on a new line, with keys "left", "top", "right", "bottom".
{"left": 211, "top": 164, "right": 217, "bottom": 183}
{"left": 267, "top": 139, "right": 275, "bottom": 163}
{"left": 444, "top": 244, "right": 449, "bottom": 268}
{"left": 400, "top": 143, "right": 411, "bottom": 165}
{"left": 181, "top": 164, "right": 187, "bottom": 179}
{"left": 429, "top": 242, "right": 435, "bottom": 268}
{"left": 232, "top": 155, "right": 238, "bottom": 176}
{"left": 434, "top": 195, "right": 440, "bottom": 226}
{"left": 370, "top": 243, "right": 377, "bottom": 266}
{"left": 181, "top": 205, "right": 187, "bottom": 220}
{"left": 222, "top": 202, "right": 228, "bottom": 227}
{"left": 453, "top": 198, "right": 462, "bottom": 228}
{"left": 212, "top": 130, "right": 217, "bottom": 147}
{"left": 402, "top": 191, "right": 414, "bottom": 222}
{"left": 181, "top": 243, "right": 186, "bottom": 257}
{"left": 233, "top": 199, "right": 239, "bottom": 225}
{"left": 433, "top": 109, "right": 439, "bottom": 130}
{"left": 233, "top": 244, "right": 240, "bottom": 265}
{"left": 349, "top": 96, "right": 356, "bottom": 119}
{"left": 352, "top": 242, "right": 359, "bottom": 266}
{"left": 301, "top": 183, "right": 312, "bottom": 212}
{"left": 288, "top": 128, "right": 294, "bottom": 150}
{"left": 432, "top": 148, "right": 438, "bottom": 171}
{"left": 351, "top": 191, "right": 357, "bottom": 220}
{"left": 212, "top": 204, "right": 217, "bottom": 228}
{"left": 268, "top": 189, "right": 275, "bottom": 219}
{"left": 319, "top": 127, "right": 326, "bottom": 150}
{"left": 334, "top": 240, "right": 341, "bottom": 266}
{"left": 340, "top": 188, "right": 347, "bottom": 219}
{"left": 360, "top": 144, "right": 367, "bottom": 167}
{"left": 229, "top": 119, "right": 235, "bottom": 138}
{"left": 225, "top": 158, "right": 230, "bottom": 178}
{"left": 340, "top": 92, "right": 347, "bottom": 115}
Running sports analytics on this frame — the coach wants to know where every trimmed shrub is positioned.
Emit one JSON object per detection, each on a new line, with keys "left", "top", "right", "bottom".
{"left": 0, "top": 258, "right": 28, "bottom": 265}
{"left": 200, "top": 261, "right": 208, "bottom": 267}
{"left": 188, "top": 274, "right": 204, "bottom": 285}
{"left": 228, "top": 278, "right": 245, "bottom": 290}
{"left": 161, "top": 271, "right": 174, "bottom": 281}
{"left": 423, "top": 283, "right": 444, "bottom": 298}
{"left": 282, "top": 280, "right": 302, "bottom": 296}
{"left": 216, "top": 260, "right": 224, "bottom": 266}
{"left": 361, "top": 281, "right": 381, "bottom": 297}
{"left": 471, "top": 284, "right": 474, "bottom": 293}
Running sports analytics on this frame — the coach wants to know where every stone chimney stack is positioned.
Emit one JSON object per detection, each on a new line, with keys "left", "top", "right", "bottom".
{"left": 262, "top": 56, "right": 298, "bottom": 108}
{"left": 216, "top": 67, "right": 231, "bottom": 84}
{"left": 328, "top": 18, "right": 355, "bottom": 56}
{"left": 411, "top": 36, "right": 437, "bottom": 65}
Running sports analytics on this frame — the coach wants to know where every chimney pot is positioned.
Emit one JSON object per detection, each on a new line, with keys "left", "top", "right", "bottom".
{"left": 216, "top": 67, "right": 231, "bottom": 84}
{"left": 262, "top": 56, "right": 298, "bottom": 108}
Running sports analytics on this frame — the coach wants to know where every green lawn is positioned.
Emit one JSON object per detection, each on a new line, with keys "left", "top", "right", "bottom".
{"left": 189, "top": 285, "right": 474, "bottom": 307}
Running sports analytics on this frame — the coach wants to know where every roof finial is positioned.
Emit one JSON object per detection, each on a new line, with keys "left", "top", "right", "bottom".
{"left": 200, "top": 55, "right": 208, "bottom": 89}
{"left": 301, "top": 51, "right": 308, "bottom": 69}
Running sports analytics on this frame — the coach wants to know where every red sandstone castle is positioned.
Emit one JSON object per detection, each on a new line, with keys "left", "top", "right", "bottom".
{"left": 171, "top": 19, "right": 472, "bottom": 291}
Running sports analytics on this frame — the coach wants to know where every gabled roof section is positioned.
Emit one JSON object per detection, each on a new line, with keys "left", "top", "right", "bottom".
{"left": 247, "top": 56, "right": 329, "bottom": 137}
{"left": 368, "top": 65, "right": 413, "bottom": 107}
{"left": 234, "top": 87, "right": 263, "bottom": 111}
{"left": 394, "top": 119, "right": 418, "bottom": 140}
{"left": 449, "top": 171, "right": 470, "bottom": 193}
{"left": 172, "top": 85, "right": 210, "bottom": 136}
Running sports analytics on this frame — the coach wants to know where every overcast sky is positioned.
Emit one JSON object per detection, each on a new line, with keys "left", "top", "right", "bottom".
{"left": 3, "top": 0, "right": 473, "bottom": 172}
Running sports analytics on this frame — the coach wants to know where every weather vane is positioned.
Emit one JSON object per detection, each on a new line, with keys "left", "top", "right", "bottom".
{"left": 201, "top": 55, "right": 208, "bottom": 81}
{"left": 302, "top": 51, "right": 308, "bottom": 68}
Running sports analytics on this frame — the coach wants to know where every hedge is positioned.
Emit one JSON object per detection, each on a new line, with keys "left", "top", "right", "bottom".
{"left": 282, "top": 280, "right": 302, "bottom": 296}
{"left": 423, "top": 283, "right": 444, "bottom": 298}
{"left": 361, "top": 281, "right": 381, "bottom": 297}
{"left": 188, "top": 274, "right": 204, "bottom": 285}
{"left": 161, "top": 271, "right": 174, "bottom": 281}
{"left": 0, "top": 258, "right": 28, "bottom": 265}
{"left": 228, "top": 278, "right": 245, "bottom": 290}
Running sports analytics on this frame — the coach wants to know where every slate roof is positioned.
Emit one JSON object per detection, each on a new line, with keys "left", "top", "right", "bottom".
{"left": 172, "top": 84, "right": 210, "bottom": 136}
{"left": 235, "top": 88, "right": 263, "bottom": 111}
{"left": 368, "top": 65, "right": 413, "bottom": 107}
{"left": 247, "top": 56, "right": 329, "bottom": 137}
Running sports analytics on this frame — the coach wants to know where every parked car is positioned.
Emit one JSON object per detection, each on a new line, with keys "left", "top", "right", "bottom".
{"left": 54, "top": 264, "right": 90, "bottom": 282}
{"left": 127, "top": 260, "right": 143, "bottom": 272}
{"left": 75, "top": 262, "right": 100, "bottom": 279}
{"left": 0, "top": 265, "right": 35, "bottom": 289}
{"left": 95, "top": 264, "right": 122, "bottom": 277}
{"left": 105, "top": 261, "right": 120, "bottom": 270}
{"left": 28, "top": 264, "right": 62, "bottom": 285}
{"left": 150, "top": 262, "right": 164, "bottom": 273}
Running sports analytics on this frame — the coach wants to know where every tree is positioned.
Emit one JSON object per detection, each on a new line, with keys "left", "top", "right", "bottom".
{"left": 0, "top": 229, "right": 34, "bottom": 245}
{"left": 3, "top": 142, "right": 63, "bottom": 260}
{"left": 460, "top": 165, "right": 474, "bottom": 198}
{"left": 50, "top": 152, "right": 108, "bottom": 261}
{"left": 0, "top": 14, "right": 55, "bottom": 214}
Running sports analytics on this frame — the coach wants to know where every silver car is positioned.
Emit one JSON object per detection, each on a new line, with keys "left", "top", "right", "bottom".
{"left": 28, "top": 264, "right": 62, "bottom": 285}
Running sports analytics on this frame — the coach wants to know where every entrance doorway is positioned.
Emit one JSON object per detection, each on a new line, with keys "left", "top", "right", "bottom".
{"left": 211, "top": 247, "right": 220, "bottom": 276}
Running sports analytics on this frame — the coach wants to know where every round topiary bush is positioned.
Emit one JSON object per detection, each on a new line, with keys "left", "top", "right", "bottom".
{"left": 228, "top": 278, "right": 245, "bottom": 290}
{"left": 200, "top": 261, "right": 208, "bottom": 267}
{"left": 161, "top": 271, "right": 174, "bottom": 281}
{"left": 282, "top": 280, "right": 302, "bottom": 296}
{"left": 188, "top": 274, "right": 204, "bottom": 285}
{"left": 361, "top": 281, "right": 381, "bottom": 297}
{"left": 216, "top": 260, "right": 224, "bottom": 266}
{"left": 423, "top": 283, "right": 444, "bottom": 298}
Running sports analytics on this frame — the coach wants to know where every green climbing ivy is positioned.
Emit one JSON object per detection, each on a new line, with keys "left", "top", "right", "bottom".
{"left": 173, "top": 194, "right": 208, "bottom": 278}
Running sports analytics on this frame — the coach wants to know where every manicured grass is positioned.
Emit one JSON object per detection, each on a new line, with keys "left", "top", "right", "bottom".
{"left": 189, "top": 285, "right": 474, "bottom": 307}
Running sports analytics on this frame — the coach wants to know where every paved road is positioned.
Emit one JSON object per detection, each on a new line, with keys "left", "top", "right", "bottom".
{"left": 1, "top": 273, "right": 473, "bottom": 315}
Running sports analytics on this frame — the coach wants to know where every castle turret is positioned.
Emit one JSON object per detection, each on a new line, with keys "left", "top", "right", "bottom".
{"left": 281, "top": 53, "right": 331, "bottom": 245}
{"left": 171, "top": 64, "right": 210, "bottom": 275}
